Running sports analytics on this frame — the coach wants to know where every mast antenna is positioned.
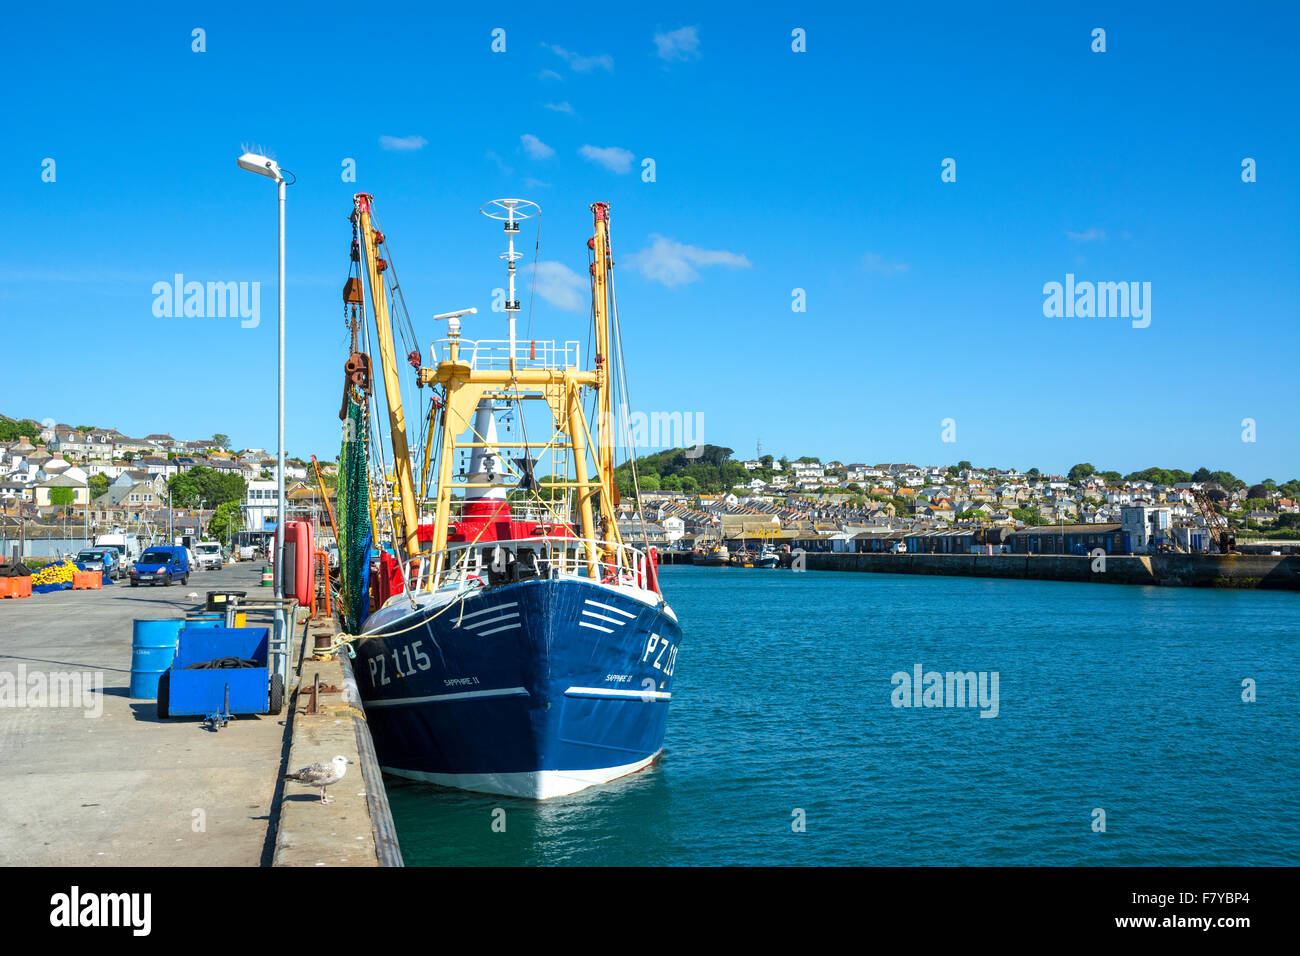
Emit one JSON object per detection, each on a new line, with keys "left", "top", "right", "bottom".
{"left": 480, "top": 199, "right": 540, "bottom": 374}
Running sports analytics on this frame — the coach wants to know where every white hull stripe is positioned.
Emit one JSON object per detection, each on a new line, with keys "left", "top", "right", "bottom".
{"left": 478, "top": 622, "right": 522, "bottom": 636}
{"left": 381, "top": 750, "right": 662, "bottom": 800}
{"left": 470, "top": 611, "right": 520, "bottom": 629}
{"left": 577, "top": 620, "right": 613, "bottom": 633}
{"left": 565, "top": 686, "right": 672, "bottom": 700}
{"left": 365, "top": 686, "right": 530, "bottom": 708}
{"left": 455, "top": 602, "right": 519, "bottom": 624}
{"left": 581, "top": 610, "right": 626, "bottom": 626}
{"left": 583, "top": 599, "right": 636, "bottom": 619}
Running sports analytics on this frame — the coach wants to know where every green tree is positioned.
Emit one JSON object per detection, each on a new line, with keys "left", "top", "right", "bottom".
{"left": 1067, "top": 462, "right": 1096, "bottom": 481}
{"left": 167, "top": 467, "right": 247, "bottom": 509}
{"left": 211, "top": 433, "right": 232, "bottom": 451}
{"left": 1012, "top": 506, "right": 1049, "bottom": 526}
{"left": 88, "top": 473, "right": 109, "bottom": 499}
{"left": 0, "top": 417, "right": 41, "bottom": 442}
{"left": 49, "top": 486, "right": 75, "bottom": 506}
{"left": 208, "top": 501, "right": 243, "bottom": 543}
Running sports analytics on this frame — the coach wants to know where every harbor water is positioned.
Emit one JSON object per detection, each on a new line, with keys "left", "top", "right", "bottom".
{"left": 386, "top": 567, "right": 1300, "bottom": 865}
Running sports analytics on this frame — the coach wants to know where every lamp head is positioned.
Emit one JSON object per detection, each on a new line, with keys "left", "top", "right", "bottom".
{"left": 237, "top": 152, "right": 283, "bottom": 182}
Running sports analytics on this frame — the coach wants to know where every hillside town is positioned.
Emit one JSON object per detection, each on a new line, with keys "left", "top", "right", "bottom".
{"left": 616, "top": 456, "right": 1300, "bottom": 556}
{"left": 0, "top": 419, "right": 333, "bottom": 556}
{"left": 1, "top": 416, "right": 1296, "bottom": 559}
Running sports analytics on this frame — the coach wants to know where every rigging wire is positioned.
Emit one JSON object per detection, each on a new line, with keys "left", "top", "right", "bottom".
{"left": 605, "top": 209, "right": 650, "bottom": 554}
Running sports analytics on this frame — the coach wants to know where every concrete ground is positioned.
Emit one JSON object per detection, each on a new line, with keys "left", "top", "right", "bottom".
{"left": 0, "top": 561, "right": 295, "bottom": 866}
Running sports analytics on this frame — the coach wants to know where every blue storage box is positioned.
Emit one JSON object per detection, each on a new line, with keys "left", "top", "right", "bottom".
{"left": 161, "top": 626, "right": 273, "bottom": 717}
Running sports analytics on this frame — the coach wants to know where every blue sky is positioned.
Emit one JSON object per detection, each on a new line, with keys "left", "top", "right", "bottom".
{"left": 2, "top": 2, "right": 1297, "bottom": 481}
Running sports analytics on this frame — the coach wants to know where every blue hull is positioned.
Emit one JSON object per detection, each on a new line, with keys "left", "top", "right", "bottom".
{"left": 354, "top": 577, "right": 682, "bottom": 798}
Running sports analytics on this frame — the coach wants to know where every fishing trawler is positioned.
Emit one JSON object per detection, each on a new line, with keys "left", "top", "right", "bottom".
{"left": 336, "top": 195, "right": 682, "bottom": 799}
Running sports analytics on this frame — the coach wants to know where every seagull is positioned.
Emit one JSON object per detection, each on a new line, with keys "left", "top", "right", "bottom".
{"left": 283, "top": 755, "right": 353, "bottom": 804}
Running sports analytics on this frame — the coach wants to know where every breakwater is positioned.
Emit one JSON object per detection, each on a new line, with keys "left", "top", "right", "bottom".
{"left": 801, "top": 551, "right": 1300, "bottom": 591}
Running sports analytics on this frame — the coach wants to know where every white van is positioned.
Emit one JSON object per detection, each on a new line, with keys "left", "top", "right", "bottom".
{"left": 194, "top": 541, "right": 223, "bottom": 571}
{"left": 93, "top": 532, "right": 141, "bottom": 567}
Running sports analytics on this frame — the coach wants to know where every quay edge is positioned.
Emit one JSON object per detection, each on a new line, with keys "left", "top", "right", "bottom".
{"left": 799, "top": 551, "right": 1300, "bottom": 590}
{"left": 272, "top": 618, "right": 402, "bottom": 867}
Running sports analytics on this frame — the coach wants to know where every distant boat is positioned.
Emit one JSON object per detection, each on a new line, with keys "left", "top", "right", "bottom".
{"left": 756, "top": 545, "right": 780, "bottom": 569}
{"left": 694, "top": 544, "right": 729, "bottom": 567}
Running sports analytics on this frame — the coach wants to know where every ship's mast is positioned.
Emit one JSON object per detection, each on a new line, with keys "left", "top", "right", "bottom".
{"left": 589, "top": 202, "right": 621, "bottom": 547}
{"left": 352, "top": 192, "right": 419, "bottom": 560}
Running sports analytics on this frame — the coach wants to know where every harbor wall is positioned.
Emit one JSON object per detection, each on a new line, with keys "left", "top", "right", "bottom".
{"left": 801, "top": 551, "right": 1300, "bottom": 590}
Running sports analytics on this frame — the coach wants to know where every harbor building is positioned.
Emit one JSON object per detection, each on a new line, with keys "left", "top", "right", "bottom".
{"left": 1004, "top": 523, "right": 1125, "bottom": 555}
{"left": 1121, "top": 504, "right": 1175, "bottom": 553}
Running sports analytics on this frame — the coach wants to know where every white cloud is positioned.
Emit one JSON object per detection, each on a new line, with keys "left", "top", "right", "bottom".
{"left": 578, "top": 144, "right": 635, "bottom": 174}
{"left": 529, "top": 261, "right": 587, "bottom": 311}
{"left": 538, "top": 68, "right": 564, "bottom": 82}
{"left": 654, "top": 26, "right": 700, "bottom": 62}
{"left": 1065, "top": 228, "right": 1107, "bottom": 241}
{"left": 524, "top": 177, "right": 552, "bottom": 189}
{"left": 861, "top": 252, "right": 908, "bottom": 274}
{"left": 546, "top": 43, "right": 613, "bottom": 72}
{"left": 486, "top": 149, "right": 513, "bottom": 176}
{"left": 626, "top": 235, "right": 751, "bottom": 287}
{"left": 543, "top": 101, "right": 575, "bottom": 114}
{"left": 379, "top": 134, "right": 427, "bottom": 151}
{"left": 520, "top": 134, "right": 555, "bottom": 159}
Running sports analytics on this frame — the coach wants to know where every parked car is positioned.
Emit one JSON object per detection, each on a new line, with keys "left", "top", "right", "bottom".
{"left": 76, "top": 548, "right": 122, "bottom": 580}
{"left": 238, "top": 544, "right": 258, "bottom": 561}
{"left": 130, "top": 546, "right": 190, "bottom": 587}
{"left": 193, "top": 541, "right": 223, "bottom": 571}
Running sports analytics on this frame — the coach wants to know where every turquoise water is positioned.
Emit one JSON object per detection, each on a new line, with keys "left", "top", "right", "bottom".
{"left": 386, "top": 567, "right": 1300, "bottom": 865}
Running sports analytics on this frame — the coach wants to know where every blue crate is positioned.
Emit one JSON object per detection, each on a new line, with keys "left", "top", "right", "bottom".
{"left": 163, "top": 626, "right": 271, "bottom": 716}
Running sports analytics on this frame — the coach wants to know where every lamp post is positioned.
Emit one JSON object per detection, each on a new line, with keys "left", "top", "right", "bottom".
{"left": 238, "top": 150, "right": 288, "bottom": 679}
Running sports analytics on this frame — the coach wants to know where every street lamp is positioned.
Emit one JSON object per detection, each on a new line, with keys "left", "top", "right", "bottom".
{"left": 237, "top": 150, "right": 289, "bottom": 680}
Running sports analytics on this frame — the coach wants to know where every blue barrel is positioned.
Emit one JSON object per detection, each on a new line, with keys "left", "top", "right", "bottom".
{"left": 184, "top": 614, "right": 222, "bottom": 630}
{"left": 130, "top": 619, "right": 184, "bottom": 699}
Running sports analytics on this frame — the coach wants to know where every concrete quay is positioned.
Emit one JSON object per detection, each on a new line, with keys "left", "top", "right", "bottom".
{"left": 0, "top": 562, "right": 399, "bottom": 866}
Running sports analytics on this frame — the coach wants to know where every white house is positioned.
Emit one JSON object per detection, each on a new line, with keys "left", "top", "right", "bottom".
{"left": 242, "top": 480, "right": 280, "bottom": 534}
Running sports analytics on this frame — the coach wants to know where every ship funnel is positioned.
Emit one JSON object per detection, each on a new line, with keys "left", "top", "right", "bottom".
{"left": 464, "top": 400, "right": 508, "bottom": 516}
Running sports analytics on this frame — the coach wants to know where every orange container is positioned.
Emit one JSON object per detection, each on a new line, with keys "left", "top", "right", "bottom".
{"left": 0, "top": 578, "right": 14, "bottom": 598}
{"left": 17, "top": 576, "right": 31, "bottom": 597}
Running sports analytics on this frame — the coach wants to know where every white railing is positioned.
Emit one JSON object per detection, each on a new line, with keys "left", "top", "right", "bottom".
{"left": 404, "top": 535, "right": 654, "bottom": 596}
{"left": 426, "top": 500, "right": 572, "bottom": 529}
{"left": 430, "top": 338, "right": 581, "bottom": 371}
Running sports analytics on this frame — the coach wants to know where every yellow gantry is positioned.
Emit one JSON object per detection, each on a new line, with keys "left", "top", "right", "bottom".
{"left": 361, "top": 199, "right": 631, "bottom": 585}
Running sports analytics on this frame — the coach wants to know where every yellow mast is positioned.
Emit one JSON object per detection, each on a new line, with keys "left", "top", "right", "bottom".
{"left": 353, "top": 193, "right": 420, "bottom": 560}
{"left": 589, "top": 202, "right": 622, "bottom": 549}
